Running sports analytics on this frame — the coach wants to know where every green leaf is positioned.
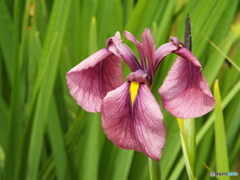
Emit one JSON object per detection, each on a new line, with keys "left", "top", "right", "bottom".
{"left": 0, "top": 0, "right": 14, "bottom": 86}
{"left": 177, "top": 118, "right": 196, "bottom": 180}
{"left": 204, "top": 36, "right": 240, "bottom": 72}
{"left": 97, "top": 0, "right": 114, "bottom": 45}
{"left": 47, "top": 99, "right": 72, "bottom": 180}
{"left": 111, "top": 150, "right": 134, "bottom": 180}
{"left": 78, "top": 113, "right": 101, "bottom": 180}
{"left": 26, "top": 0, "right": 72, "bottom": 179}
{"left": 213, "top": 80, "right": 230, "bottom": 180}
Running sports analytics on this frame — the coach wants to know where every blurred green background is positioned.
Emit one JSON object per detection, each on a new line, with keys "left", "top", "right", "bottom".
{"left": 0, "top": 0, "right": 239, "bottom": 179}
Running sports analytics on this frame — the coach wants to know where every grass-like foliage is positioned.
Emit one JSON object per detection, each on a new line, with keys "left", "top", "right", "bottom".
{"left": 0, "top": 0, "right": 239, "bottom": 179}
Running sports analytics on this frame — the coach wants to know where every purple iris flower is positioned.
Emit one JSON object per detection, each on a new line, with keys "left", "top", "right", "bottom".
{"left": 66, "top": 28, "right": 215, "bottom": 160}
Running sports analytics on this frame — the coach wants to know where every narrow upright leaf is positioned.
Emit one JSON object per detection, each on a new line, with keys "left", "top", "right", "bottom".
{"left": 213, "top": 80, "right": 230, "bottom": 180}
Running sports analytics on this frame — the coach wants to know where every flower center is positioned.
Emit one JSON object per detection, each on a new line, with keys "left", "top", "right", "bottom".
{"left": 129, "top": 81, "right": 140, "bottom": 106}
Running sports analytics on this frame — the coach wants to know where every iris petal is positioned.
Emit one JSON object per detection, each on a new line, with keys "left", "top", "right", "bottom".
{"left": 108, "top": 32, "right": 141, "bottom": 71}
{"left": 159, "top": 57, "right": 215, "bottom": 118}
{"left": 154, "top": 42, "right": 178, "bottom": 73}
{"left": 124, "top": 31, "right": 146, "bottom": 70}
{"left": 142, "top": 28, "right": 156, "bottom": 77}
{"left": 101, "top": 82, "right": 166, "bottom": 160}
{"left": 66, "top": 49, "right": 123, "bottom": 112}
{"left": 170, "top": 36, "right": 201, "bottom": 67}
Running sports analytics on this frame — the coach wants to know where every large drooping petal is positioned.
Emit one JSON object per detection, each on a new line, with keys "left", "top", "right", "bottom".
{"left": 159, "top": 57, "right": 215, "bottom": 118}
{"left": 101, "top": 82, "right": 166, "bottom": 160}
{"left": 66, "top": 49, "right": 123, "bottom": 112}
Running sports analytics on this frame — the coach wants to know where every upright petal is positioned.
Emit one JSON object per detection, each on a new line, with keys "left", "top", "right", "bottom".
{"left": 154, "top": 42, "right": 178, "bottom": 73}
{"left": 124, "top": 31, "right": 146, "bottom": 70}
{"left": 159, "top": 57, "right": 215, "bottom": 118}
{"left": 101, "top": 82, "right": 166, "bottom": 160}
{"left": 107, "top": 32, "right": 141, "bottom": 71}
{"left": 142, "top": 28, "right": 156, "bottom": 76}
{"left": 66, "top": 49, "right": 123, "bottom": 112}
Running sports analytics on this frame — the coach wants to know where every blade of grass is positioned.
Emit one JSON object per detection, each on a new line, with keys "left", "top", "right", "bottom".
{"left": 213, "top": 80, "right": 230, "bottom": 179}
{"left": 128, "top": 153, "right": 150, "bottom": 180}
{"left": 4, "top": 0, "right": 23, "bottom": 179}
{"left": 229, "top": 134, "right": 240, "bottom": 169}
{"left": 111, "top": 150, "right": 134, "bottom": 180}
{"left": 109, "top": 0, "right": 123, "bottom": 33}
{"left": 26, "top": 0, "right": 72, "bottom": 179}
{"left": 197, "top": 80, "right": 240, "bottom": 143}
{"left": 155, "top": 0, "right": 176, "bottom": 46}
{"left": 209, "top": 0, "right": 238, "bottom": 45}
{"left": 203, "top": 25, "right": 238, "bottom": 86}
{"left": 160, "top": 126, "right": 181, "bottom": 179}
{"left": 34, "top": 0, "right": 48, "bottom": 41}
{"left": 79, "top": 0, "right": 98, "bottom": 60}
{"left": 0, "top": 97, "right": 9, "bottom": 151}
{"left": 219, "top": 39, "right": 240, "bottom": 97}
{"left": 78, "top": 113, "right": 101, "bottom": 180}
{"left": 205, "top": 37, "right": 240, "bottom": 72}
{"left": 27, "top": 31, "right": 42, "bottom": 104}
{"left": 89, "top": 17, "right": 98, "bottom": 54}
{"left": 191, "top": 0, "right": 229, "bottom": 58}
{"left": 0, "top": 0, "right": 14, "bottom": 86}
{"left": 136, "top": 0, "right": 162, "bottom": 36}
{"left": 14, "top": 4, "right": 46, "bottom": 179}
{"left": 39, "top": 112, "right": 86, "bottom": 179}
{"left": 125, "top": 0, "right": 150, "bottom": 33}
{"left": 122, "top": 0, "right": 134, "bottom": 26}
{"left": 97, "top": 0, "right": 114, "bottom": 45}
{"left": 0, "top": 145, "right": 4, "bottom": 179}
{"left": 47, "top": 99, "right": 72, "bottom": 180}
{"left": 225, "top": 97, "right": 240, "bottom": 161}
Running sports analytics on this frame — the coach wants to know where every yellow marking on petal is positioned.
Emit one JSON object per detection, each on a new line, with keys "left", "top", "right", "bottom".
{"left": 129, "top": 81, "right": 140, "bottom": 107}
{"left": 179, "top": 44, "right": 183, "bottom": 47}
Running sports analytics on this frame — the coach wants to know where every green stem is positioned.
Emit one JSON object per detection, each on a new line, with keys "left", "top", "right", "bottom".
{"left": 177, "top": 118, "right": 197, "bottom": 180}
{"left": 148, "top": 158, "right": 160, "bottom": 180}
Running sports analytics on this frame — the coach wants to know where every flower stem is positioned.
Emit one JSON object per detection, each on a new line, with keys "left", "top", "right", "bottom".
{"left": 148, "top": 158, "right": 160, "bottom": 180}
{"left": 177, "top": 118, "right": 197, "bottom": 180}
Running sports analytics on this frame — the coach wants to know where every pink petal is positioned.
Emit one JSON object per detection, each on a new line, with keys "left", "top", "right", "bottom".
{"left": 126, "top": 69, "right": 148, "bottom": 84}
{"left": 173, "top": 47, "right": 201, "bottom": 68}
{"left": 154, "top": 42, "right": 178, "bottom": 73}
{"left": 142, "top": 28, "right": 155, "bottom": 74}
{"left": 101, "top": 82, "right": 166, "bottom": 160}
{"left": 124, "top": 31, "right": 146, "bottom": 69}
{"left": 159, "top": 57, "right": 215, "bottom": 118}
{"left": 66, "top": 49, "right": 123, "bottom": 112}
{"left": 107, "top": 32, "right": 141, "bottom": 71}
{"left": 170, "top": 36, "right": 201, "bottom": 67}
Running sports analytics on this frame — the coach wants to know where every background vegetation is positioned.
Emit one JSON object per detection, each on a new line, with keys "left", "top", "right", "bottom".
{"left": 0, "top": 0, "right": 239, "bottom": 179}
